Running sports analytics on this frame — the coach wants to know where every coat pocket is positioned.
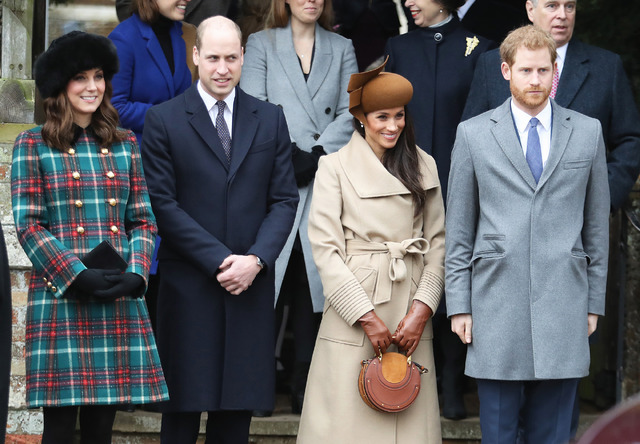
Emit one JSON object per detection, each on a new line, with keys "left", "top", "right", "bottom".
{"left": 317, "top": 305, "right": 366, "bottom": 347}
{"left": 563, "top": 159, "right": 591, "bottom": 169}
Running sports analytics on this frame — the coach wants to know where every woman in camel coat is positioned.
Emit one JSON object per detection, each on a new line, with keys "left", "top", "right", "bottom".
{"left": 298, "top": 61, "right": 444, "bottom": 443}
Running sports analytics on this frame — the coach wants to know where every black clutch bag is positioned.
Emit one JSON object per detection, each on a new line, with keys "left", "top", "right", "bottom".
{"left": 82, "top": 241, "right": 127, "bottom": 271}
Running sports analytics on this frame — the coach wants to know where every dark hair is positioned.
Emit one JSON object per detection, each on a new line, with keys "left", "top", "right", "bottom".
{"left": 354, "top": 109, "right": 426, "bottom": 215}
{"left": 440, "top": 0, "right": 466, "bottom": 13}
{"left": 41, "top": 80, "right": 126, "bottom": 151}
{"left": 132, "top": 0, "right": 161, "bottom": 23}
{"left": 265, "top": 0, "right": 334, "bottom": 31}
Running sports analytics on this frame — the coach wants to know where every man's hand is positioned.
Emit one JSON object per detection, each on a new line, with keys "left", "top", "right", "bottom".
{"left": 358, "top": 310, "right": 393, "bottom": 355}
{"left": 217, "top": 254, "right": 261, "bottom": 295}
{"left": 393, "top": 300, "right": 433, "bottom": 356}
{"left": 588, "top": 313, "right": 598, "bottom": 336}
{"left": 451, "top": 314, "right": 473, "bottom": 344}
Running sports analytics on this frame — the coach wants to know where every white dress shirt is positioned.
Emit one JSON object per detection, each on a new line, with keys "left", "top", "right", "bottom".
{"left": 511, "top": 98, "right": 553, "bottom": 167}
{"left": 556, "top": 43, "right": 568, "bottom": 78}
{"left": 197, "top": 80, "right": 235, "bottom": 136}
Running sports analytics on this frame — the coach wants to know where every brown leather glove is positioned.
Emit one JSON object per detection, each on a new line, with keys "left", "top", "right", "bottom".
{"left": 358, "top": 310, "right": 393, "bottom": 355}
{"left": 393, "top": 300, "right": 433, "bottom": 356}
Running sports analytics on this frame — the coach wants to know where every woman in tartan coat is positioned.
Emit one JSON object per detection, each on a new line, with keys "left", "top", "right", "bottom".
{"left": 11, "top": 31, "right": 168, "bottom": 443}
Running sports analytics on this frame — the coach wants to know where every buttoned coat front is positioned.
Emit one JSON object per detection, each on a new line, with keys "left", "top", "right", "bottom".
{"left": 141, "top": 85, "right": 298, "bottom": 411}
{"left": 462, "top": 40, "right": 640, "bottom": 210}
{"left": 11, "top": 127, "right": 167, "bottom": 407}
{"left": 445, "top": 100, "right": 610, "bottom": 380}
{"left": 298, "top": 132, "right": 444, "bottom": 443}
{"left": 240, "top": 22, "right": 357, "bottom": 311}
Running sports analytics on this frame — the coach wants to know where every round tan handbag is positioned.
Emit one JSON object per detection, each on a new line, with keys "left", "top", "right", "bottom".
{"left": 358, "top": 351, "right": 428, "bottom": 413}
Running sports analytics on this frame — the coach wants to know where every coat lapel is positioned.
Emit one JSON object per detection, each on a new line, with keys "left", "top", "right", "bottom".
{"left": 490, "top": 100, "right": 538, "bottom": 191}
{"left": 554, "top": 40, "right": 588, "bottom": 108}
{"left": 137, "top": 16, "right": 175, "bottom": 96}
{"left": 274, "top": 26, "right": 317, "bottom": 124}
{"left": 537, "top": 101, "right": 572, "bottom": 188}
{"left": 306, "top": 25, "right": 332, "bottom": 101}
{"left": 185, "top": 85, "right": 229, "bottom": 170}
{"left": 229, "top": 88, "right": 259, "bottom": 178}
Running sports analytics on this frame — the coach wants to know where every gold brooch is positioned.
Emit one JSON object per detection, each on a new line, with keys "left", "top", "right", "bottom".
{"left": 465, "top": 36, "right": 480, "bottom": 57}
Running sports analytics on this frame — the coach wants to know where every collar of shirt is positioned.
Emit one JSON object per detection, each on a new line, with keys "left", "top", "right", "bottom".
{"left": 556, "top": 43, "right": 568, "bottom": 77}
{"left": 511, "top": 98, "right": 553, "bottom": 166}
{"left": 197, "top": 80, "right": 236, "bottom": 135}
{"left": 457, "top": 0, "right": 476, "bottom": 19}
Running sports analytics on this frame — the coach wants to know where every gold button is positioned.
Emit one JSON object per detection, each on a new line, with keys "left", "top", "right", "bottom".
{"left": 51, "top": 287, "right": 57, "bottom": 293}
{"left": 101, "top": 148, "right": 109, "bottom": 155}
{"left": 110, "top": 225, "right": 119, "bottom": 233}
{"left": 106, "top": 171, "right": 115, "bottom": 179}
{"left": 72, "top": 172, "right": 80, "bottom": 180}
{"left": 108, "top": 198, "right": 117, "bottom": 206}
{"left": 68, "top": 148, "right": 75, "bottom": 155}
{"left": 76, "top": 226, "right": 85, "bottom": 234}
{"left": 47, "top": 281, "right": 52, "bottom": 288}
{"left": 42, "top": 277, "right": 48, "bottom": 283}
{"left": 75, "top": 200, "right": 83, "bottom": 208}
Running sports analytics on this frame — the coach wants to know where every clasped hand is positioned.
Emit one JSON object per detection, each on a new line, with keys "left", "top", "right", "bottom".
{"left": 72, "top": 269, "right": 144, "bottom": 302}
{"left": 359, "top": 301, "right": 433, "bottom": 356}
{"left": 217, "top": 254, "right": 261, "bottom": 295}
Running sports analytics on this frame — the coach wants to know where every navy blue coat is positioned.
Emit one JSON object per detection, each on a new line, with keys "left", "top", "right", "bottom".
{"left": 463, "top": 40, "right": 640, "bottom": 210}
{"left": 141, "top": 85, "right": 298, "bottom": 411}
{"left": 109, "top": 13, "right": 192, "bottom": 144}
{"left": 385, "top": 16, "right": 494, "bottom": 199}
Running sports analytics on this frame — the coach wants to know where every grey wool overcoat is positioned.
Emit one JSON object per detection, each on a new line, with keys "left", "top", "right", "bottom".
{"left": 240, "top": 22, "right": 357, "bottom": 311}
{"left": 445, "top": 99, "right": 610, "bottom": 380}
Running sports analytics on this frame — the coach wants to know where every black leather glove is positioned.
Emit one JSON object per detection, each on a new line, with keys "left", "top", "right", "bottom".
{"left": 94, "top": 272, "right": 145, "bottom": 300}
{"left": 71, "top": 268, "right": 122, "bottom": 295}
{"left": 291, "top": 144, "right": 326, "bottom": 187}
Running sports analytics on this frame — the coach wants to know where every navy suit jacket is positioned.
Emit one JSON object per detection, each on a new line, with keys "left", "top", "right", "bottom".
{"left": 141, "top": 85, "right": 298, "bottom": 411}
{"left": 463, "top": 40, "right": 640, "bottom": 210}
{"left": 109, "top": 13, "right": 192, "bottom": 144}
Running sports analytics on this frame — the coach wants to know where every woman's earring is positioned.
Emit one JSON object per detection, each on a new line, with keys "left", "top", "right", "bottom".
{"left": 439, "top": 9, "right": 443, "bottom": 13}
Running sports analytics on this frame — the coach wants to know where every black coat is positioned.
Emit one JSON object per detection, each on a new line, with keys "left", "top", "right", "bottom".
{"left": 462, "top": 40, "right": 640, "bottom": 210}
{"left": 141, "top": 85, "right": 298, "bottom": 411}
{"left": 385, "top": 16, "right": 494, "bottom": 199}
{"left": 0, "top": 225, "right": 10, "bottom": 444}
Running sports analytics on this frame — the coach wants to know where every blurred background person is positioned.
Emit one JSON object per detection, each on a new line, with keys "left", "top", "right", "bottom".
{"left": 385, "top": 0, "right": 494, "bottom": 419}
{"left": 458, "top": 0, "right": 528, "bottom": 43}
{"left": 11, "top": 31, "right": 167, "bottom": 444}
{"left": 109, "top": 0, "right": 195, "bottom": 335}
{"left": 116, "top": 0, "right": 238, "bottom": 25}
{"left": 333, "top": 0, "right": 407, "bottom": 70}
{"left": 298, "top": 61, "right": 445, "bottom": 443}
{"left": 240, "top": 0, "right": 357, "bottom": 414}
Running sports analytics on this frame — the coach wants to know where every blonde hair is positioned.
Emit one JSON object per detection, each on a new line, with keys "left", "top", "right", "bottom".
{"left": 500, "top": 25, "right": 557, "bottom": 66}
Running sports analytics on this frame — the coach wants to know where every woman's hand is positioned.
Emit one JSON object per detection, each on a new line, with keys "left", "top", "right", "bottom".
{"left": 358, "top": 310, "right": 393, "bottom": 355}
{"left": 94, "top": 272, "right": 145, "bottom": 300}
{"left": 393, "top": 301, "right": 433, "bottom": 356}
{"left": 72, "top": 268, "right": 121, "bottom": 294}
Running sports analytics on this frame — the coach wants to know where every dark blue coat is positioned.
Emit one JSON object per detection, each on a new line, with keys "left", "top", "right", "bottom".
{"left": 385, "top": 16, "right": 494, "bottom": 199}
{"left": 463, "top": 40, "right": 640, "bottom": 210}
{"left": 141, "top": 85, "right": 298, "bottom": 411}
{"left": 109, "top": 13, "right": 192, "bottom": 144}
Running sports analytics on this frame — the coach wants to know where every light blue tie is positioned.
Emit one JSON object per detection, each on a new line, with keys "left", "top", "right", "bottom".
{"left": 526, "top": 117, "right": 543, "bottom": 183}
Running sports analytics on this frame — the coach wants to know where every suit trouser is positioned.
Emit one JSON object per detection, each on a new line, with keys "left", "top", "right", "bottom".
{"left": 476, "top": 378, "right": 579, "bottom": 444}
{"left": 160, "top": 410, "right": 252, "bottom": 444}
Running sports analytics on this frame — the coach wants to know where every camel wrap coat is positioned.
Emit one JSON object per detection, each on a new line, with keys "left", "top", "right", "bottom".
{"left": 298, "top": 132, "right": 445, "bottom": 443}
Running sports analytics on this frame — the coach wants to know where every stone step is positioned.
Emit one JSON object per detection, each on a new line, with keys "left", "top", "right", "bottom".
{"left": 105, "top": 409, "right": 600, "bottom": 444}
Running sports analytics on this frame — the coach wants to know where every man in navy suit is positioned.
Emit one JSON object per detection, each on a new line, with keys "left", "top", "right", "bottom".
{"left": 463, "top": 0, "right": 640, "bottom": 210}
{"left": 141, "top": 16, "right": 298, "bottom": 443}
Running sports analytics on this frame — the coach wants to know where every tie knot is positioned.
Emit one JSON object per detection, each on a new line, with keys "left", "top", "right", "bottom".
{"left": 216, "top": 100, "right": 226, "bottom": 115}
{"left": 529, "top": 117, "right": 539, "bottom": 129}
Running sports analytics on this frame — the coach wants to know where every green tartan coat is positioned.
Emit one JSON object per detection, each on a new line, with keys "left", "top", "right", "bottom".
{"left": 11, "top": 126, "right": 168, "bottom": 407}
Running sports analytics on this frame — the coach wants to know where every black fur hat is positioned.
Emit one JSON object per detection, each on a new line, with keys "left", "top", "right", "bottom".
{"left": 34, "top": 31, "right": 119, "bottom": 99}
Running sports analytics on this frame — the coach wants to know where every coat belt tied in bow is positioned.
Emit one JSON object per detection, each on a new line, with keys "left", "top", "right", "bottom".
{"left": 345, "top": 238, "right": 430, "bottom": 304}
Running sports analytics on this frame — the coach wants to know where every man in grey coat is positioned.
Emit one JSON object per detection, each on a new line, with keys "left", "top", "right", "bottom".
{"left": 446, "top": 25, "right": 609, "bottom": 444}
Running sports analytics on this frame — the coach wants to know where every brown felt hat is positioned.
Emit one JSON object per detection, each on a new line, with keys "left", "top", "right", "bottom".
{"left": 348, "top": 57, "right": 413, "bottom": 123}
